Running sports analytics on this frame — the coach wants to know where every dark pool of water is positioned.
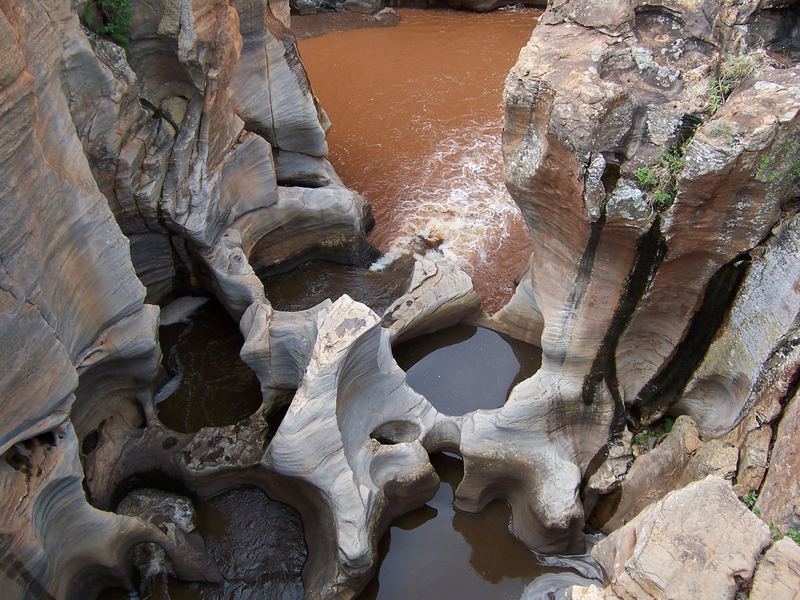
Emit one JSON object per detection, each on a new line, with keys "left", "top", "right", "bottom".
{"left": 141, "top": 486, "right": 306, "bottom": 600}
{"left": 393, "top": 325, "right": 542, "bottom": 415}
{"left": 359, "top": 453, "right": 575, "bottom": 600}
{"left": 260, "top": 259, "right": 413, "bottom": 314}
{"left": 156, "top": 301, "right": 262, "bottom": 433}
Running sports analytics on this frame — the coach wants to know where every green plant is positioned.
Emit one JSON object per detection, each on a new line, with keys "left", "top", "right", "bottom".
{"left": 769, "top": 522, "right": 783, "bottom": 541}
{"left": 753, "top": 506, "right": 762, "bottom": 517}
{"left": 632, "top": 417, "right": 675, "bottom": 448}
{"left": 787, "top": 529, "right": 800, "bottom": 545}
{"left": 755, "top": 138, "right": 800, "bottom": 184}
{"left": 635, "top": 167, "right": 659, "bottom": 187}
{"left": 708, "top": 52, "right": 761, "bottom": 114}
{"left": 82, "top": 0, "right": 132, "bottom": 48}
{"left": 741, "top": 490, "right": 758, "bottom": 508}
{"left": 634, "top": 143, "right": 689, "bottom": 209}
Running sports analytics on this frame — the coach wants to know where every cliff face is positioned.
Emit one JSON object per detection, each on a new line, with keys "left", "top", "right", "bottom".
{"left": 0, "top": 0, "right": 375, "bottom": 596}
{"left": 2, "top": 0, "right": 800, "bottom": 598}
{"left": 492, "top": 0, "right": 800, "bottom": 560}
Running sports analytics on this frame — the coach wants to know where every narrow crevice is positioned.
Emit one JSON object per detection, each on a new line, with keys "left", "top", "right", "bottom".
{"left": 633, "top": 253, "right": 752, "bottom": 425}
{"left": 581, "top": 219, "right": 667, "bottom": 411}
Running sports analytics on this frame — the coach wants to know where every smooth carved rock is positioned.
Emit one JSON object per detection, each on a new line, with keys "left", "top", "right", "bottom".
{"left": 482, "top": 260, "right": 545, "bottom": 346}
{"left": 232, "top": 0, "right": 328, "bottom": 156}
{"left": 674, "top": 214, "right": 800, "bottom": 437}
{"left": 1, "top": 425, "right": 219, "bottom": 599}
{"left": 592, "top": 477, "right": 771, "bottom": 600}
{"left": 750, "top": 538, "right": 800, "bottom": 600}
{"left": 502, "top": 0, "right": 800, "bottom": 438}
{"left": 383, "top": 250, "right": 482, "bottom": 345}
{"left": 456, "top": 367, "right": 615, "bottom": 553}
{"left": 264, "top": 295, "right": 459, "bottom": 597}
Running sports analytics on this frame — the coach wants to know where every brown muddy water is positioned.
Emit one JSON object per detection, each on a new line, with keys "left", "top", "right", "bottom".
{"left": 155, "top": 301, "right": 262, "bottom": 433}
{"left": 394, "top": 324, "right": 543, "bottom": 415}
{"left": 297, "top": 8, "right": 540, "bottom": 312}
{"left": 261, "top": 258, "right": 414, "bottom": 313}
{"left": 359, "top": 453, "right": 583, "bottom": 600}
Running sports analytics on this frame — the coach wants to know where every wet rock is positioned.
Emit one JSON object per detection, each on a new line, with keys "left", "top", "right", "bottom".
{"left": 446, "top": 0, "right": 545, "bottom": 13}
{"left": 115, "top": 488, "right": 205, "bottom": 585}
{"left": 591, "top": 477, "right": 771, "bottom": 599}
{"left": 342, "top": 0, "right": 383, "bottom": 14}
{"left": 373, "top": 7, "right": 400, "bottom": 26}
{"left": 674, "top": 213, "right": 800, "bottom": 437}
{"left": 750, "top": 538, "right": 800, "bottom": 600}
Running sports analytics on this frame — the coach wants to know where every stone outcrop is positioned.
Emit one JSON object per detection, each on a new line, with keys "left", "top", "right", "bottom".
{"left": 493, "top": 0, "right": 799, "bottom": 591}
{"left": 750, "top": 538, "right": 800, "bottom": 600}
{"left": 592, "top": 416, "right": 738, "bottom": 532}
{"left": 755, "top": 385, "right": 800, "bottom": 532}
{"left": 2, "top": 0, "right": 800, "bottom": 598}
{"left": 577, "top": 477, "right": 771, "bottom": 599}
{"left": 502, "top": 0, "right": 800, "bottom": 433}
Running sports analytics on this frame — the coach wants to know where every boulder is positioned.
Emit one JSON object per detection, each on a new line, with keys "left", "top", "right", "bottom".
{"left": 750, "top": 538, "right": 800, "bottom": 600}
{"left": 592, "top": 477, "right": 771, "bottom": 599}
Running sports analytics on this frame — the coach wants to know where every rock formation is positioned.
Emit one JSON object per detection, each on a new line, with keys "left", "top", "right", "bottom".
{"left": 1, "top": 0, "right": 800, "bottom": 598}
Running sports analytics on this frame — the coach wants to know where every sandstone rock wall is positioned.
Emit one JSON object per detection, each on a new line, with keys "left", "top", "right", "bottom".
{"left": 0, "top": 0, "right": 376, "bottom": 596}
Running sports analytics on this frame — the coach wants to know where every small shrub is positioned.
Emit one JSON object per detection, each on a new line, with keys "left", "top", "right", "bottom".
{"left": 635, "top": 167, "right": 659, "bottom": 187}
{"left": 769, "top": 522, "right": 783, "bottom": 541}
{"left": 787, "top": 529, "right": 800, "bottom": 545}
{"left": 632, "top": 417, "right": 675, "bottom": 449}
{"left": 708, "top": 52, "right": 761, "bottom": 114}
{"left": 741, "top": 490, "right": 758, "bottom": 509}
{"left": 83, "top": 0, "right": 132, "bottom": 48}
{"left": 755, "top": 138, "right": 800, "bottom": 184}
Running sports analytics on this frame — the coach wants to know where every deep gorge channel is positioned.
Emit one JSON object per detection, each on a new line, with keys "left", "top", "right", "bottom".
{"left": 106, "top": 7, "right": 595, "bottom": 600}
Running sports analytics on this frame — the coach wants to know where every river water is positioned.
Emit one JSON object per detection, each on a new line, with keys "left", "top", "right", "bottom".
{"left": 297, "top": 8, "right": 540, "bottom": 312}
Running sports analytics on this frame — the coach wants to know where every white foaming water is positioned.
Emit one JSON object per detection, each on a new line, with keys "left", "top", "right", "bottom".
{"left": 371, "top": 115, "right": 523, "bottom": 273}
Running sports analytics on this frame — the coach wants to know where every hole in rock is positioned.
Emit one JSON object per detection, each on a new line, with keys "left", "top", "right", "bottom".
{"left": 359, "top": 453, "right": 583, "bottom": 599}
{"left": 143, "top": 486, "right": 306, "bottom": 600}
{"left": 155, "top": 300, "right": 262, "bottom": 434}
{"left": 296, "top": 8, "right": 541, "bottom": 313}
{"left": 370, "top": 420, "right": 421, "bottom": 446}
{"left": 393, "top": 325, "right": 542, "bottom": 415}
{"left": 601, "top": 158, "right": 621, "bottom": 194}
{"left": 260, "top": 258, "right": 414, "bottom": 314}
{"left": 82, "top": 429, "right": 100, "bottom": 455}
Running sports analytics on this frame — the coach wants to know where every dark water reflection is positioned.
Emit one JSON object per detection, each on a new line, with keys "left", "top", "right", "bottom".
{"left": 156, "top": 302, "right": 262, "bottom": 434}
{"left": 393, "top": 325, "right": 543, "bottom": 415}
{"left": 359, "top": 453, "right": 576, "bottom": 600}
{"left": 155, "top": 487, "right": 305, "bottom": 600}
{"left": 260, "top": 259, "right": 414, "bottom": 314}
